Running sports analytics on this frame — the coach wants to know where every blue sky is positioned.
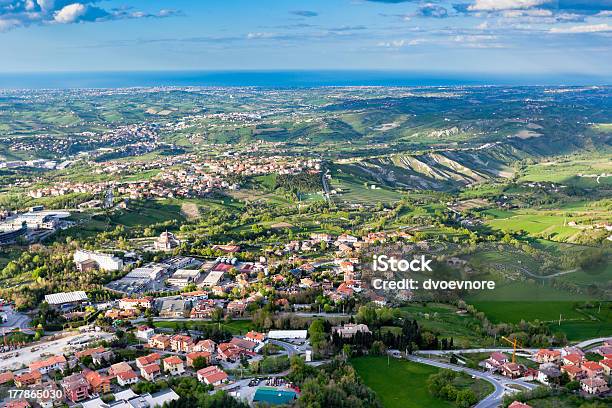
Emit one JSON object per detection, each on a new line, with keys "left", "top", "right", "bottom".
{"left": 0, "top": 0, "right": 611, "bottom": 76}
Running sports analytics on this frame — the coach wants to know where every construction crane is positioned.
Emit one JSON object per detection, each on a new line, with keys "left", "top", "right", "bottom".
{"left": 501, "top": 336, "right": 523, "bottom": 364}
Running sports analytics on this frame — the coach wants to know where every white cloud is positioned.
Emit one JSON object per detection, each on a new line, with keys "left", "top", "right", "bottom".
{"left": 468, "top": 0, "right": 549, "bottom": 12}
{"left": 378, "top": 39, "right": 425, "bottom": 48}
{"left": 54, "top": 3, "right": 86, "bottom": 24}
{"left": 0, "top": 17, "right": 20, "bottom": 32}
{"left": 37, "top": 0, "right": 56, "bottom": 12}
{"left": 247, "top": 32, "right": 277, "bottom": 39}
{"left": 550, "top": 23, "right": 612, "bottom": 33}
{"left": 0, "top": 0, "right": 180, "bottom": 32}
{"left": 502, "top": 9, "right": 552, "bottom": 18}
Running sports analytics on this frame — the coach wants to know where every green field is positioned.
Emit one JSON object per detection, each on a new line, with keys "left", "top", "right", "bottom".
{"left": 400, "top": 303, "right": 489, "bottom": 348}
{"left": 111, "top": 200, "right": 185, "bottom": 227}
{"left": 351, "top": 356, "right": 493, "bottom": 408}
{"left": 519, "top": 155, "right": 612, "bottom": 188}
{"left": 351, "top": 356, "right": 453, "bottom": 408}
{"left": 469, "top": 301, "right": 584, "bottom": 324}
{"left": 329, "top": 164, "right": 404, "bottom": 205}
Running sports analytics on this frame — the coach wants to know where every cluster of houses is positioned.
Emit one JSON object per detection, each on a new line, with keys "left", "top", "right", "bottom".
{"left": 141, "top": 328, "right": 265, "bottom": 367}
{"left": 483, "top": 340, "right": 612, "bottom": 396}
{"left": 0, "top": 328, "right": 272, "bottom": 407}
{"left": 29, "top": 152, "right": 321, "bottom": 201}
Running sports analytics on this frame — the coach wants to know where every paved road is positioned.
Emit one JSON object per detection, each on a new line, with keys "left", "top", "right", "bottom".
{"left": 0, "top": 306, "right": 34, "bottom": 334}
{"left": 268, "top": 339, "right": 311, "bottom": 357}
{"left": 321, "top": 168, "right": 332, "bottom": 205}
{"left": 279, "top": 312, "right": 353, "bottom": 318}
{"left": 574, "top": 337, "right": 610, "bottom": 350}
{"left": 415, "top": 348, "right": 538, "bottom": 356}
{"left": 408, "top": 355, "right": 537, "bottom": 408}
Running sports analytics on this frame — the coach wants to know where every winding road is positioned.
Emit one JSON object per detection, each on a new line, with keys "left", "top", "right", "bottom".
{"left": 407, "top": 355, "right": 538, "bottom": 408}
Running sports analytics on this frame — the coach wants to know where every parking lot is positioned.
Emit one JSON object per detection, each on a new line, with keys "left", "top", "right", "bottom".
{"left": 0, "top": 331, "right": 114, "bottom": 372}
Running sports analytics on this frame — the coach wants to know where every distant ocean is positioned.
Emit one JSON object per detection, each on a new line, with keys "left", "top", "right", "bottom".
{"left": 0, "top": 70, "right": 608, "bottom": 89}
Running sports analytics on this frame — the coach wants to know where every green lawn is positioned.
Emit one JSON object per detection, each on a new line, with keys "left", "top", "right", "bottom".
{"left": 400, "top": 303, "right": 488, "bottom": 348}
{"left": 548, "top": 317, "right": 612, "bottom": 342}
{"left": 351, "top": 356, "right": 453, "bottom": 408}
{"left": 111, "top": 200, "right": 185, "bottom": 227}
{"left": 351, "top": 356, "right": 493, "bottom": 408}
{"left": 469, "top": 301, "right": 584, "bottom": 324}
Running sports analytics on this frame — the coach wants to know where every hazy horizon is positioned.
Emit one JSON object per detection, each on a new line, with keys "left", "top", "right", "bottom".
{"left": 0, "top": 69, "right": 610, "bottom": 89}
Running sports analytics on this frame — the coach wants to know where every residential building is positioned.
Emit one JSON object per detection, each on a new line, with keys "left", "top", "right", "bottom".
{"left": 186, "top": 352, "right": 212, "bottom": 367}
{"left": 196, "top": 366, "right": 228, "bottom": 386}
{"left": 0, "top": 371, "right": 14, "bottom": 385}
{"left": 170, "top": 335, "right": 194, "bottom": 353}
{"left": 14, "top": 371, "right": 42, "bottom": 387}
{"left": 561, "top": 365, "right": 585, "bottom": 381}
{"left": 332, "top": 323, "right": 371, "bottom": 339}
{"left": 61, "top": 373, "right": 90, "bottom": 403}
{"left": 83, "top": 370, "right": 111, "bottom": 395}
{"left": 190, "top": 300, "right": 217, "bottom": 318}
{"left": 140, "top": 364, "right": 161, "bottom": 382}
{"left": 534, "top": 349, "right": 561, "bottom": 364}
{"left": 501, "top": 363, "right": 523, "bottom": 379}
{"left": 537, "top": 363, "right": 561, "bottom": 385}
{"left": 148, "top": 334, "right": 170, "bottom": 350}
{"left": 226, "top": 300, "right": 248, "bottom": 316}
{"left": 163, "top": 356, "right": 185, "bottom": 376}
{"left": 217, "top": 343, "right": 246, "bottom": 362}
{"left": 485, "top": 352, "right": 508, "bottom": 370}
{"left": 193, "top": 339, "right": 217, "bottom": 353}
{"left": 229, "top": 337, "right": 257, "bottom": 352}
{"left": 562, "top": 353, "right": 583, "bottom": 366}
{"left": 118, "top": 297, "right": 153, "bottom": 310}
{"left": 29, "top": 355, "right": 67, "bottom": 375}
{"left": 245, "top": 331, "right": 266, "bottom": 344}
{"left": 581, "top": 361, "right": 604, "bottom": 378}
{"left": 136, "top": 353, "right": 161, "bottom": 369}
{"left": 136, "top": 326, "right": 155, "bottom": 341}
{"left": 580, "top": 377, "right": 609, "bottom": 395}
{"left": 600, "top": 359, "right": 612, "bottom": 376}
{"left": 108, "top": 362, "right": 133, "bottom": 378}
{"left": 116, "top": 370, "right": 139, "bottom": 387}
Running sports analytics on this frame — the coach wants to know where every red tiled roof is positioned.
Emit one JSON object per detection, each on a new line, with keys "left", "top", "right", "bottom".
{"left": 163, "top": 356, "right": 183, "bottom": 365}
{"left": 142, "top": 364, "right": 160, "bottom": 374}
{"left": 561, "top": 365, "right": 583, "bottom": 374}
{"left": 508, "top": 402, "right": 532, "bottom": 408}
{"left": 29, "top": 355, "right": 66, "bottom": 370}
{"left": 582, "top": 361, "right": 603, "bottom": 371}
{"left": 117, "top": 370, "right": 137, "bottom": 380}
{"left": 564, "top": 354, "right": 582, "bottom": 364}
{"left": 0, "top": 371, "right": 14, "bottom": 384}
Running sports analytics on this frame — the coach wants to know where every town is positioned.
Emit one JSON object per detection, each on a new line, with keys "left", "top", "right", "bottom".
{"left": 0, "top": 83, "right": 610, "bottom": 408}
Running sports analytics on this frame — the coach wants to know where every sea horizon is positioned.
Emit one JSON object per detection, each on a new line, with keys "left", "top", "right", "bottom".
{"left": 0, "top": 70, "right": 610, "bottom": 89}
